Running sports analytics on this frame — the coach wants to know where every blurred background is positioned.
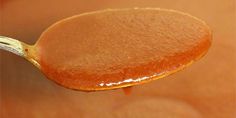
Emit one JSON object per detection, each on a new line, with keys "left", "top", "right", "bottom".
{"left": 0, "top": 0, "right": 235, "bottom": 118}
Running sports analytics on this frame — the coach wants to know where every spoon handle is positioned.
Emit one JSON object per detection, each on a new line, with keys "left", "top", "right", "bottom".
{"left": 0, "top": 36, "right": 25, "bottom": 57}
{"left": 0, "top": 36, "right": 39, "bottom": 68}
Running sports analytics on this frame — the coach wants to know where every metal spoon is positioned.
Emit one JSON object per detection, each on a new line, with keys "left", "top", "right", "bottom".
{"left": 0, "top": 8, "right": 212, "bottom": 91}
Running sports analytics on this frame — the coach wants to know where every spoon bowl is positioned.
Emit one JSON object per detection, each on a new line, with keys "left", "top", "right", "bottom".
{"left": 0, "top": 8, "right": 212, "bottom": 91}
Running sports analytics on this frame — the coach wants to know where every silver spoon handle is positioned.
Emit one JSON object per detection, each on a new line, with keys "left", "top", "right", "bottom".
{"left": 0, "top": 36, "right": 25, "bottom": 56}
{"left": 0, "top": 36, "right": 40, "bottom": 68}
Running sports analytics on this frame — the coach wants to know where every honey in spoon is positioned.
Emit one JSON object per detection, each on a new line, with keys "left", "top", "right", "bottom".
{"left": 0, "top": 8, "right": 212, "bottom": 91}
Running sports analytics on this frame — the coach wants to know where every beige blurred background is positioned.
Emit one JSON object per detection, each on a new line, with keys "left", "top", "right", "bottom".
{"left": 0, "top": 0, "right": 235, "bottom": 118}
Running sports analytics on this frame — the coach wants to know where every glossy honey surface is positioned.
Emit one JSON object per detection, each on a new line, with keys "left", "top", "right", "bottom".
{"left": 35, "top": 8, "right": 211, "bottom": 90}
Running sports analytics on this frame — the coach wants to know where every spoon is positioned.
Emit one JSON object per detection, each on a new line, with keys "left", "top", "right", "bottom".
{"left": 0, "top": 8, "right": 212, "bottom": 91}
